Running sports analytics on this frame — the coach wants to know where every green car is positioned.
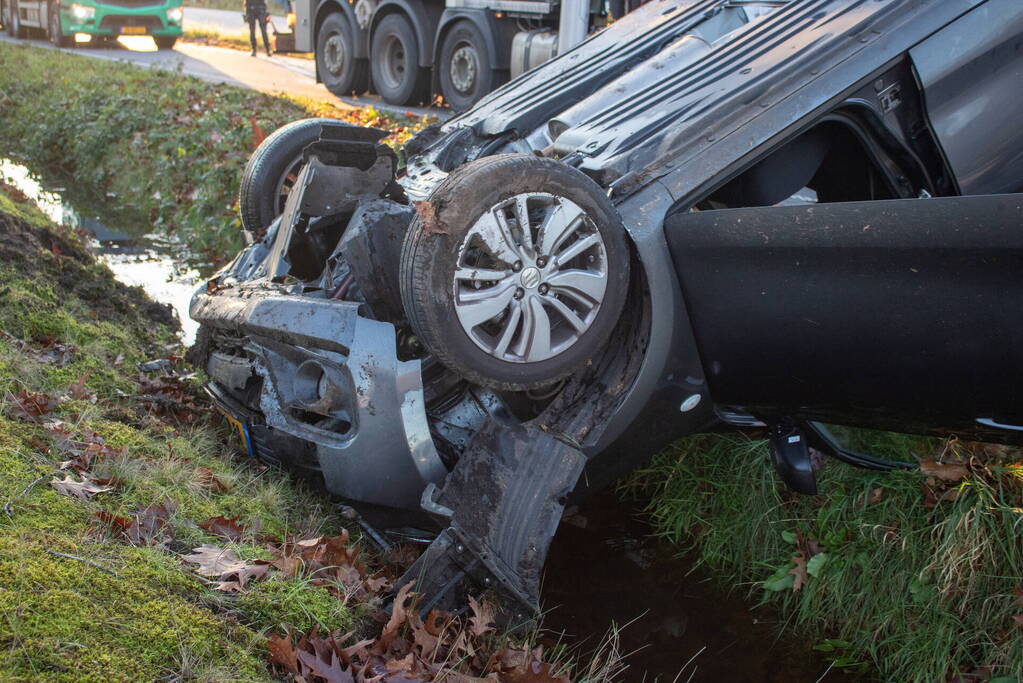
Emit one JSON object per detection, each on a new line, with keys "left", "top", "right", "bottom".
{"left": 1, "top": 0, "right": 183, "bottom": 48}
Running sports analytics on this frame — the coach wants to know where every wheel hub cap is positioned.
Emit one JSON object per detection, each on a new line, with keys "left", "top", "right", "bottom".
{"left": 450, "top": 45, "right": 476, "bottom": 93}
{"left": 324, "top": 34, "right": 345, "bottom": 75}
{"left": 452, "top": 192, "right": 608, "bottom": 363}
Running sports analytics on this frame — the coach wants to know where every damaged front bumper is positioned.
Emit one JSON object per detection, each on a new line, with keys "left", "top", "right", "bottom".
{"left": 191, "top": 287, "right": 447, "bottom": 512}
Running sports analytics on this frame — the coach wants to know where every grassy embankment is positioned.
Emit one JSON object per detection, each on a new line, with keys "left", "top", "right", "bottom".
{"left": 628, "top": 432, "right": 1023, "bottom": 682}
{"left": 0, "top": 40, "right": 432, "bottom": 275}
{"left": 0, "top": 182, "right": 362, "bottom": 679}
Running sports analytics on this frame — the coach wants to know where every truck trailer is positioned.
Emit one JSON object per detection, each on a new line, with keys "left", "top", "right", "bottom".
{"left": 287, "top": 0, "right": 629, "bottom": 109}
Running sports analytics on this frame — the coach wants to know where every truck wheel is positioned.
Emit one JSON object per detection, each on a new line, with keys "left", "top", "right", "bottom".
{"left": 239, "top": 118, "right": 345, "bottom": 238}
{"left": 400, "top": 154, "right": 630, "bottom": 391}
{"left": 48, "top": 3, "right": 71, "bottom": 47}
{"left": 371, "top": 13, "right": 429, "bottom": 105}
{"left": 154, "top": 36, "right": 177, "bottom": 49}
{"left": 438, "top": 20, "right": 495, "bottom": 111}
{"left": 316, "top": 13, "right": 368, "bottom": 96}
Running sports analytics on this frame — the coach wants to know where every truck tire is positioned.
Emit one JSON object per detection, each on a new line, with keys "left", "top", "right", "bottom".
{"left": 438, "top": 20, "right": 495, "bottom": 111}
{"left": 48, "top": 3, "right": 71, "bottom": 47}
{"left": 400, "top": 154, "right": 631, "bottom": 391}
{"left": 370, "top": 13, "right": 429, "bottom": 105}
{"left": 239, "top": 117, "right": 343, "bottom": 238}
{"left": 155, "top": 36, "right": 177, "bottom": 49}
{"left": 316, "top": 12, "right": 369, "bottom": 96}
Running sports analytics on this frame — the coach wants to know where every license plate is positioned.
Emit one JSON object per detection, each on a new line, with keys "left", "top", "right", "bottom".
{"left": 121, "top": 26, "right": 146, "bottom": 34}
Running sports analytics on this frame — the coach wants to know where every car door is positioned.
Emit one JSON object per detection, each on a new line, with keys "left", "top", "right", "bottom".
{"left": 910, "top": 0, "right": 1023, "bottom": 195}
{"left": 665, "top": 194, "right": 1023, "bottom": 445}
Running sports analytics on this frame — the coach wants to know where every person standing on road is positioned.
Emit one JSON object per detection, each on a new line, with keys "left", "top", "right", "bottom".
{"left": 244, "top": 0, "right": 272, "bottom": 57}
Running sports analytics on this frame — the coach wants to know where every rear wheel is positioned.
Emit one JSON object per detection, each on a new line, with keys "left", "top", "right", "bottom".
{"left": 154, "top": 35, "right": 177, "bottom": 49}
{"left": 438, "top": 20, "right": 495, "bottom": 111}
{"left": 370, "top": 13, "right": 429, "bottom": 105}
{"left": 48, "top": 3, "right": 71, "bottom": 47}
{"left": 400, "top": 154, "right": 631, "bottom": 391}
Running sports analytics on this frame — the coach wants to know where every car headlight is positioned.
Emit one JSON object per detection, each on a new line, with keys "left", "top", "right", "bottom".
{"left": 166, "top": 6, "right": 183, "bottom": 22}
{"left": 70, "top": 3, "right": 95, "bottom": 20}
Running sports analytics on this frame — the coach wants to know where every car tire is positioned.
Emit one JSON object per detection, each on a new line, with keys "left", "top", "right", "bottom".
{"left": 400, "top": 154, "right": 631, "bottom": 391}
{"left": 48, "top": 3, "right": 71, "bottom": 47}
{"left": 316, "top": 12, "right": 369, "bottom": 97}
{"left": 154, "top": 36, "right": 177, "bottom": 49}
{"left": 239, "top": 117, "right": 350, "bottom": 238}
{"left": 438, "top": 20, "right": 496, "bottom": 111}
{"left": 370, "top": 13, "right": 429, "bottom": 105}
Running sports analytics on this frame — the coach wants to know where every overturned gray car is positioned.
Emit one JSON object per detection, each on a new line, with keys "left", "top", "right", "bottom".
{"left": 191, "top": 0, "right": 1023, "bottom": 611}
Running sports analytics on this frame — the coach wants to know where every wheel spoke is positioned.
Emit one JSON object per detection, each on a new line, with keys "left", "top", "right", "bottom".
{"left": 454, "top": 266, "right": 510, "bottom": 282}
{"left": 523, "top": 297, "right": 552, "bottom": 362}
{"left": 473, "top": 211, "right": 521, "bottom": 265}
{"left": 547, "top": 270, "right": 605, "bottom": 305}
{"left": 493, "top": 300, "right": 523, "bottom": 357}
{"left": 513, "top": 195, "right": 534, "bottom": 252}
{"left": 554, "top": 233, "right": 601, "bottom": 266}
{"left": 542, "top": 295, "right": 588, "bottom": 332}
{"left": 455, "top": 284, "right": 516, "bottom": 328}
{"left": 537, "top": 200, "right": 585, "bottom": 258}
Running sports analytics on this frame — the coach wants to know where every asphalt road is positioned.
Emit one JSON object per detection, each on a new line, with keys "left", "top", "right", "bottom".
{"left": 0, "top": 30, "right": 445, "bottom": 120}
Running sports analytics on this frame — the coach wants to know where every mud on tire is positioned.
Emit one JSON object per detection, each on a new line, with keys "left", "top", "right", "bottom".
{"left": 400, "top": 154, "right": 630, "bottom": 391}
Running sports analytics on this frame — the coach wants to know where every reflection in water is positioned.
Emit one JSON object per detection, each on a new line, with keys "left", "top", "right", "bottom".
{"left": 0, "top": 159, "right": 201, "bottom": 344}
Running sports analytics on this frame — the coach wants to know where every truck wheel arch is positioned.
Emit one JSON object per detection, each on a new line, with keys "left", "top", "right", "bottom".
{"left": 314, "top": 0, "right": 367, "bottom": 61}
{"left": 369, "top": 0, "right": 440, "bottom": 69}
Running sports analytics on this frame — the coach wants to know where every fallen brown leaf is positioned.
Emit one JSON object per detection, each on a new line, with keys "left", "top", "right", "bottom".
{"left": 10, "top": 390, "right": 61, "bottom": 421}
{"left": 199, "top": 515, "right": 246, "bottom": 542}
{"left": 51, "top": 474, "right": 113, "bottom": 499}
{"left": 789, "top": 551, "right": 808, "bottom": 593}
{"left": 182, "top": 544, "right": 270, "bottom": 589}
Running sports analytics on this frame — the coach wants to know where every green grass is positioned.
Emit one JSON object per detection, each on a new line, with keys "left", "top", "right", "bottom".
{"left": 0, "top": 40, "right": 432, "bottom": 274}
{"left": 184, "top": 0, "right": 253, "bottom": 12}
{"left": 626, "top": 433, "right": 1023, "bottom": 682}
{"left": 0, "top": 186, "right": 361, "bottom": 680}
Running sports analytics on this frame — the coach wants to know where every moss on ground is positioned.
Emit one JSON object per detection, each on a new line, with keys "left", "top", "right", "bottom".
{"left": 0, "top": 187, "right": 358, "bottom": 680}
{"left": 629, "top": 434, "right": 1023, "bottom": 682}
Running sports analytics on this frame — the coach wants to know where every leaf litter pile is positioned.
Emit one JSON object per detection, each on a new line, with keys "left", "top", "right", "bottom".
{"left": 3, "top": 346, "right": 577, "bottom": 682}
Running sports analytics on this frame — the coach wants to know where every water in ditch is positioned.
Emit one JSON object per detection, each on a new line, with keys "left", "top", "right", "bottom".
{"left": 2, "top": 158, "right": 856, "bottom": 682}
{"left": 0, "top": 158, "right": 201, "bottom": 344}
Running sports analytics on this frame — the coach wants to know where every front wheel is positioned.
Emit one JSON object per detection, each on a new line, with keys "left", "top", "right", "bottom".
{"left": 154, "top": 36, "right": 177, "bottom": 49}
{"left": 238, "top": 118, "right": 350, "bottom": 238}
{"left": 315, "top": 12, "right": 368, "bottom": 97}
{"left": 400, "top": 154, "right": 631, "bottom": 391}
{"left": 48, "top": 4, "right": 71, "bottom": 47}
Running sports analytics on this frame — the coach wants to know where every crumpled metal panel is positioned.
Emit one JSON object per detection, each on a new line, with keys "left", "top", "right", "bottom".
{"left": 448, "top": 0, "right": 964, "bottom": 189}
{"left": 190, "top": 290, "right": 448, "bottom": 510}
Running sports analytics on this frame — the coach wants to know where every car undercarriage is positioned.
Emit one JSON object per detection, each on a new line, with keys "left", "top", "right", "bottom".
{"left": 191, "top": 0, "right": 1023, "bottom": 612}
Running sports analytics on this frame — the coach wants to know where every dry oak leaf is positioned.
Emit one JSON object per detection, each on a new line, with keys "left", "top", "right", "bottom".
{"left": 199, "top": 515, "right": 247, "bottom": 542}
{"left": 51, "top": 474, "right": 113, "bottom": 499}
{"left": 468, "top": 595, "right": 496, "bottom": 638}
{"left": 919, "top": 459, "right": 969, "bottom": 482}
{"left": 182, "top": 544, "right": 270, "bottom": 589}
{"left": 789, "top": 551, "right": 808, "bottom": 593}
{"left": 10, "top": 390, "right": 61, "bottom": 421}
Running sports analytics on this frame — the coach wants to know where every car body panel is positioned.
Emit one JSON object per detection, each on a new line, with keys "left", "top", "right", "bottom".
{"left": 665, "top": 194, "right": 1023, "bottom": 443}
{"left": 910, "top": 0, "right": 1023, "bottom": 195}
